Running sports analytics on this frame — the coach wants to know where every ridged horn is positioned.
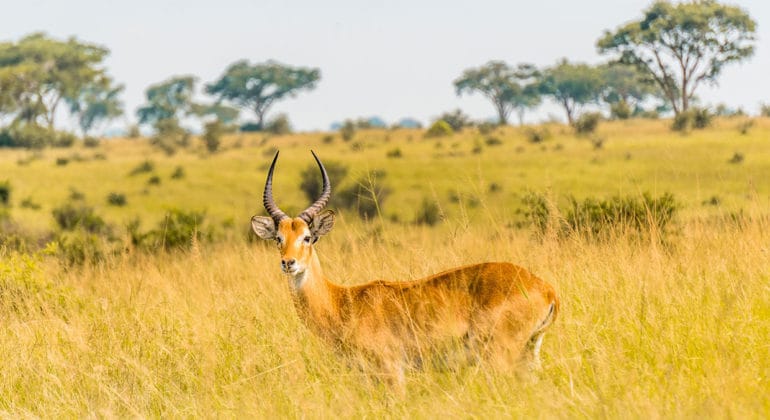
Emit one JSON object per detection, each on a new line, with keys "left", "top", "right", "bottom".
{"left": 263, "top": 151, "right": 290, "bottom": 224}
{"left": 298, "top": 150, "right": 331, "bottom": 224}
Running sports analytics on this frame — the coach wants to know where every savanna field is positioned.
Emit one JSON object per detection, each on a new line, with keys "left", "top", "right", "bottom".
{"left": 1, "top": 118, "right": 769, "bottom": 417}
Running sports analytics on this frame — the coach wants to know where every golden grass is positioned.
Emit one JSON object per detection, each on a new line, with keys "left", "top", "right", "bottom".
{"left": 1, "top": 118, "right": 769, "bottom": 416}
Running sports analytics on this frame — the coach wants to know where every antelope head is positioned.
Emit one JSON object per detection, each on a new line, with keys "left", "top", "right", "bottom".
{"left": 251, "top": 151, "right": 335, "bottom": 276}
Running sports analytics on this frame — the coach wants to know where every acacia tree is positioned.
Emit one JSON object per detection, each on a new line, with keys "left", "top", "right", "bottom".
{"left": 206, "top": 60, "right": 320, "bottom": 130}
{"left": 136, "top": 76, "right": 197, "bottom": 126}
{"left": 600, "top": 63, "right": 660, "bottom": 118}
{"left": 454, "top": 61, "right": 541, "bottom": 125}
{"left": 0, "top": 33, "right": 110, "bottom": 129}
{"left": 67, "top": 76, "right": 124, "bottom": 136}
{"left": 597, "top": 0, "right": 756, "bottom": 116}
{"left": 538, "top": 59, "right": 604, "bottom": 125}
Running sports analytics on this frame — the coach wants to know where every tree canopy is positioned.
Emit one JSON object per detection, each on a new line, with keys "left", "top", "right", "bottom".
{"left": 538, "top": 59, "right": 604, "bottom": 125}
{"left": 206, "top": 60, "right": 320, "bottom": 129}
{"left": 597, "top": 0, "right": 756, "bottom": 115}
{"left": 136, "top": 76, "right": 197, "bottom": 126}
{"left": 67, "top": 76, "right": 124, "bottom": 136}
{"left": 454, "top": 61, "right": 541, "bottom": 125}
{"left": 0, "top": 32, "right": 112, "bottom": 129}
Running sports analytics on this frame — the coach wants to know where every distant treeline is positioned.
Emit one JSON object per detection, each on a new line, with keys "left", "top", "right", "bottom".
{"left": 0, "top": 0, "right": 763, "bottom": 149}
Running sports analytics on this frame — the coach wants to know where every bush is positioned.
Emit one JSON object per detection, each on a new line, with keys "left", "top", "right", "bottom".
{"left": 672, "top": 107, "right": 712, "bottom": 132}
{"left": 759, "top": 103, "right": 770, "bottom": 117}
{"left": 299, "top": 161, "right": 349, "bottom": 207}
{"left": 692, "top": 107, "right": 713, "bottom": 129}
{"left": 435, "top": 109, "right": 472, "bottom": 131}
{"left": 83, "top": 136, "right": 100, "bottom": 148}
{"left": 107, "top": 192, "right": 127, "bottom": 206}
{"left": 477, "top": 121, "right": 496, "bottom": 135}
{"left": 265, "top": 113, "right": 292, "bottom": 135}
{"left": 337, "top": 171, "right": 391, "bottom": 220}
{"left": 52, "top": 203, "right": 107, "bottom": 234}
{"left": 202, "top": 120, "right": 224, "bottom": 153}
{"left": 386, "top": 148, "right": 402, "bottom": 158}
{"left": 55, "top": 231, "right": 107, "bottom": 266}
{"left": 728, "top": 152, "right": 744, "bottom": 164}
{"left": 127, "top": 124, "right": 141, "bottom": 138}
{"left": 143, "top": 209, "right": 208, "bottom": 250}
{"left": 414, "top": 197, "right": 442, "bottom": 226}
{"left": 151, "top": 119, "right": 190, "bottom": 155}
{"left": 129, "top": 160, "right": 155, "bottom": 176}
{"left": 524, "top": 127, "right": 550, "bottom": 143}
{"left": 524, "top": 192, "right": 678, "bottom": 239}
{"left": 485, "top": 137, "right": 503, "bottom": 146}
{"left": 339, "top": 120, "right": 356, "bottom": 142}
{"left": 574, "top": 112, "right": 601, "bottom": 135}
{"left": 20, "top": 197, "right": 41, "bottom": 210}
{"left": 424, "top": 120, "right": 454, "bottom": 138}
{"left": 55, "top": 157, "right": 69, "bottom": 166}
{"left": 0, "top": 180, "right": 10, "bottom": 207}
{"left": 171, "top": 166, "right": 185, "bottom": 179}
{"left": 147, "top": 175, "right": 161, "bottom": 185}
{"left": 0, "top": 125, "right": 51, "bottom": 149}
{"left": 53, "top": 131, "right": 77, "bottom": 148}
{"left": 610, "top": 101, "right": 632, "bottom": 120}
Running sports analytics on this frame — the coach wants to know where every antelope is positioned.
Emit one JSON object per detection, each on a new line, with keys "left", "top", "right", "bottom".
{"left": 251, "top": 151, "right": 559, "bottom": 388}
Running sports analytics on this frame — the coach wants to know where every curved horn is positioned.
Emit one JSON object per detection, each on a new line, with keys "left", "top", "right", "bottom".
{"left": 263, "top": 151, "right": 290, "bottom": 224}
{"left": 298, "top": 150, "right": 331, "bottom": 224}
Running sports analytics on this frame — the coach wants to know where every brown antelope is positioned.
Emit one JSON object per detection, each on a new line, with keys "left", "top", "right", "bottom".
{"left": 251, "top": 151, "right": 559, "bottom": 388}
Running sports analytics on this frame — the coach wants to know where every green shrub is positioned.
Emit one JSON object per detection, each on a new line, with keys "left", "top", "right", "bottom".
{"left": 0, "top": 180, "right": 10, "bottom": 207}
{"left": 672, "top": 107, "right": 712, "bottom": 132}
{"left": 0, "top": 125, "right": 51, "bottom": 149}
{"left": 477, "top": 121, "right": 496, "bottom": 135}
{"left": 151, "top": 119, "right": 190, "bottom": 155}
{"left": 414, "top": 197, "right": 442, "bottom": 226}
{"left": 127, "top": 124, "right": 141, "bottom": 138}
{"left": 337, "top": 171, "right": 391, "bottom": 220}
{"left": 52, "top": 203, "right": 107, "bottom": 234}
{"left": 20, "top": 197, "right": 41, "bottom": 210}
{"left": 129, "top": 160, "right": 155, "bottom": 176}
{"left": 485, "top": 137, "right": 503, "bottom": 146}
{"left": 265, "top": 113, "right": 292, "bottom": 135}
{"left": 53, "top": 131, "right": 77, "bottom": 148}
{"left": 424, "top": 120, "right": 454, "bottom": 138}
{"left": 202, "top": 120, "right": 224, "bottom": 153}
{"left": 728, "top": 152, "right": 744, "bottom": 164}
{"left": 107, "top": 192, "right": 127, "bottom": 206}
{"left": 55, "top": 157, "right": 69, "bottom": 166}
{"left": 55, "top": 231, "right": 107, "bottom": 266}
{"left": 171, "top": 166, "right": 185, "bottom": 179}
{"left": 692, "top": 107, "right": 713, "bottom": 129}
{"left": 340, "top": 120, "right": 356, "bottom": 142}
{"left": 300, "top": 160, "right": 349, "bottom": 208}
{"left": 143, "top": 209, "right": 209, "bottom": 250}
{"left": 386, "top": 148, "right": 402, "bottom": 158}
{"left": 759, "top": 103, "right": 770, "bottom": 117}
{"left": 147, "top": 175, "right": 161, "bottom": 185}
{"left": 574, "top": 112, "right": 602, "bottom": 135}
{"left": 435, "top": 109, "right": 472, "bottom": 131}
{"left": 523, "top": 192, "right": 678, "bottom": 239}
{"left": 610, "top": 101, "right": 632, "bottom": 120}
{"left": 524, "top": 127, "right": 550, "bottom": 143}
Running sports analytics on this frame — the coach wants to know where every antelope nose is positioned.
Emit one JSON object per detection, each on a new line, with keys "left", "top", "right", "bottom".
{"left": 282, "top": 259, "right": 296, "bottom": 270}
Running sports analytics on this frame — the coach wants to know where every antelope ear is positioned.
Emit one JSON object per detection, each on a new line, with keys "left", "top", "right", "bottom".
{"left": 310, "top": 210, "right": 335, "bottom": 241}
{"left": 251, "top": 216, "right": 277, "bottom": 240}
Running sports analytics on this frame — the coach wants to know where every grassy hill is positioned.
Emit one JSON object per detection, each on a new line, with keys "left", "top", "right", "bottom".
{"left": 1, "top": 118, "right": 769, "bottom": 416}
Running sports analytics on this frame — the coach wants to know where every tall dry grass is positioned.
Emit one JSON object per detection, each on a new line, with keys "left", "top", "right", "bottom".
{"left": 2, "top": 213, "right": 768, "bottom": 417}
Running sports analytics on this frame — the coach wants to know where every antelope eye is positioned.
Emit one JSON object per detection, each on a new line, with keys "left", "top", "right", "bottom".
{"left": 303, "top": 235, "right": 312, "bottom": 243}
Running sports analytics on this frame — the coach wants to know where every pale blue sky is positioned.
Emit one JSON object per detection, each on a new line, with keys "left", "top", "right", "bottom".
{"left": 3, "top": 0, "right": 769, "bottom": 131}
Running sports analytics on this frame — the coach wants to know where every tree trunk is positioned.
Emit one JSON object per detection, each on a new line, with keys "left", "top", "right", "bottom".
{"left": 495, "top": 101, "right": 508, "bottom": 125}
{"left": 517, "top": 109, "right": 525, "bottom": 126}
{"left": 562, "top": 98, "right": 575, "bottom": 125}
